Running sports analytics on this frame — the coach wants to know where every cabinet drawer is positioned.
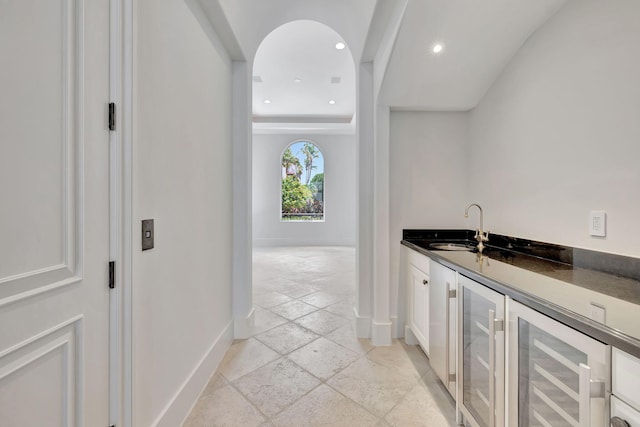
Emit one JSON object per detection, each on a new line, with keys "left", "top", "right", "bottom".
{"left": 613, "top": 348, "right": 640, "bottom": 410}
{"left": 612, "top": 396, "right": 640, "bottom": 426}
{"left": 407, "top": 249, "right": 430, "bottom": 275}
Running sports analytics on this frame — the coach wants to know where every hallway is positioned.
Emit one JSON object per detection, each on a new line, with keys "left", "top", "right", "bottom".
{"left": 183, "top": 247, "right": 457, "bottom": 426}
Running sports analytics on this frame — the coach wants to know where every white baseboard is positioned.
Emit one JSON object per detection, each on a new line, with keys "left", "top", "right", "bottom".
{"left": 371, "top": 320, "right": 392, "bottom": 346}
{"left": 404, "top": 325, "right": 418, "bottom": 345}
{"left": 152, "top": 321, "right": 233, "bottom": 427}
{"left": 233, "top": 307, "right": 255, "bottom": 339}
{"left": 354, "top": 307, "right": 371, "bottom": 338}
{"left": 390, "top": 316, "right": 400, "bottom": 338}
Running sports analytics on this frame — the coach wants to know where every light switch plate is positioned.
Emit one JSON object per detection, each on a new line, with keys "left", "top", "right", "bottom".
{"left": 142, "top": 219, "right": 154, "bottom": 251}
{"left": 589, "top": 211, "right": 606, "bottom": 237}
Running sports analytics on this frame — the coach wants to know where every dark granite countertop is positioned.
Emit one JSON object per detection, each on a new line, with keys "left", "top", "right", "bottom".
{"left": 401, "top": 229, "right": 640, "bottom": 358}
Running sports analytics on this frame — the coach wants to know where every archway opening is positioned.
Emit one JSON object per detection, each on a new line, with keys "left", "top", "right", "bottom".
{"left": 250, "top": 20, "right": 358, "bottom": 339}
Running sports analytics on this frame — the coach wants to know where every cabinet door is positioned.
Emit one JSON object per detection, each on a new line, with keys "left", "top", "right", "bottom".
{"left": 458, "top": 275, "right": 505, "bottom": 427}
{"left": 410, "top": 264, "right": 429, "bottom": 353}
{"left": 430, "top": 261, "right": 457, "bottom": 395}
{"left": 508, "top": 300, "right": 608, "bottom": 427}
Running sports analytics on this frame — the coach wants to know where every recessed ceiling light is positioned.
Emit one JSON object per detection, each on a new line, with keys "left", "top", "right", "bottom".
{"left": 335, "top": 42, "right": 346, "bottom": 50}
{"left": 432, "top": 43, "right": 444, "bottom": 54}
{"left": 294, "top": 78, "right": 302, "bottom": 83}
{"left": 264, "top": 99, "right": 271, "bottom": 104}
{"left": 329, "top": 100, "right": 336, "bottom": 105}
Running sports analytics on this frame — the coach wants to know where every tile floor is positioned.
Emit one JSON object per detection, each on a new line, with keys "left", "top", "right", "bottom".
{"left": 183, "top": 246, "right": 458, "bottom": 426}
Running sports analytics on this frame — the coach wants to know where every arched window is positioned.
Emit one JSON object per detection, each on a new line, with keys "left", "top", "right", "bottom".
{"left": 281, "top": 141, "right": 324, "bottom": 221}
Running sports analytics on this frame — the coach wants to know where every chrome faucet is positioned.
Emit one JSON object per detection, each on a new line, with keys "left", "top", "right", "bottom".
{"left": 465, "top": 203, "right": 489, "bottom": 253}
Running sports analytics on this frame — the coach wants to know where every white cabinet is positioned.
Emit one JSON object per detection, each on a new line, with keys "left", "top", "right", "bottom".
{"left": 405, "top": 249, "right": 430, "bottom": 355}
{"left": 612, "top": 396, "right": 640, "bottom": 426}
{"left": 410, "top": 264, "right": 430, "bottom": 353}
{"left": 508, "top": 300, "right": 608, "bottom": 427}
{"left": 429, "top": 260, "right": 457, "bottom": 396}
{"left": 458, "top": 275, "right": 505, "bottom": 427}
{"left": 612, "top": 348, "right": 640, "bottom": 426}
{"left": 404, "top": 246, "right": 616, "bottom": 427}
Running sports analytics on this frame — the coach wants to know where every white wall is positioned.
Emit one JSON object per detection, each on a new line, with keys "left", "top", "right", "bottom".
{"left": 252, "top": 133, "right": 357, "bottom": 246}
{"left": 469, "top": 0, "right": 640, "bottom": 257}
{"left": 389, "top": 112, "right": 469, "bottom": 336}
{"left": 133, "top": 0, "right": 233, "bottom": 425}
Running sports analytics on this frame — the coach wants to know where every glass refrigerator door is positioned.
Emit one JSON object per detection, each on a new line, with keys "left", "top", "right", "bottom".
{"left": 508, "top": 300, "right": 608, "bottom": 427}
{"left": 459, "top": 276, "right": 505, "bottom": 427}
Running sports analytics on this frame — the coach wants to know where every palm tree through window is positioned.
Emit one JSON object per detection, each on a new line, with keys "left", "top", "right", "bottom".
{"left": 281, "top": 141, "right": 324, "bottom": 221}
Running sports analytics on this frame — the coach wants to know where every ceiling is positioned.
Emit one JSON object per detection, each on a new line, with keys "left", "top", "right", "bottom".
{"left": 380, "top": 0, "right": 568, "bottom": 110}
{"left": 252, "top": 20, "right": 356, "bottom": 124}
{"left": 211, "top": 0, "right": 569, "bottom": 127}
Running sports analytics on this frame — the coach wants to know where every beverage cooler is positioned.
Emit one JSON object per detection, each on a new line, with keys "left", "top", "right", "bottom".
{"left": 458, "top": 275, "right": 505, "bottom": 427}
{"left": 508, "top": 300, "right": 608, "bottom": 427}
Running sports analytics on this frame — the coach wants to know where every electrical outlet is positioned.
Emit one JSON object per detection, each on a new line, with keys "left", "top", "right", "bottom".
{"left": 589, "top": 211, "right": 606, "bottom": 237}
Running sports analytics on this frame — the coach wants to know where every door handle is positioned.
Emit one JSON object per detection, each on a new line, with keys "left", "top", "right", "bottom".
{"left": 445, "top": 282, "right": 451, "bottom": 386}
{"left": 488, "top": 309, "right": 503, "bottom": 427}
{"left": 579, "top": 363, "right": 605, "bottom": 427}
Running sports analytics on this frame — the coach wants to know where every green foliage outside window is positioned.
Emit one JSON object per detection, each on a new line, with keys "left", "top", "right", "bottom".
{"left": 281, "top": 141, "right": 324, "bottom": 221}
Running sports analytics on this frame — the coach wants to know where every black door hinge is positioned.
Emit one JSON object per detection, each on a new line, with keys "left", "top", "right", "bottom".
{"left": 108, "top": 102, "right": 116, "bottom": 131}
{"left": 109, "top": 261, "right": 115, "bottom": 289}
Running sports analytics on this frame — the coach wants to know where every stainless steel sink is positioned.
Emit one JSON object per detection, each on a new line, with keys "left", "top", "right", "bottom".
{"left": 429, "top": 242, "right": 476, "bottom": 251}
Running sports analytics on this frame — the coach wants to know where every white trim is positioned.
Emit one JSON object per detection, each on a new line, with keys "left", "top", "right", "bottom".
{"left": 152, "top": 322, "right": 234, "bottom": 427}
{"left": 390, "top": 316, "right": 399, "bottom": 339}
{"left": 371, "top": 320, "right": 393, "bottom": 346}
{"left": 404, "top": 325, "right": 418, "bottom": 345}
{"left": 232, "top": 60, "right": 254, "bottom": 340}
{"left": 121, "top": 0, "right": 134, "bottom": 425}
{"left": 108, "top": 0, "right": 123, "bottom": 425}
{"left": 356, "top": 62, "right": 374, "bottom": 343}
{"left": 0, "top": 316, "right": 83, "bottom": 426}
{"left": 372, "top": 104, "right": 391, "bottom": 345}
{"left": 233, "top": 307, "right": 256, "bottom": 340}
{"left": 354, "top": 307, "right": 371, "bottom": 338}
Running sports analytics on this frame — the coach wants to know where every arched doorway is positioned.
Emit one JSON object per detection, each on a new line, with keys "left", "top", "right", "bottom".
{"left": 249, "top": 20, "right": 359, "bottom": 338}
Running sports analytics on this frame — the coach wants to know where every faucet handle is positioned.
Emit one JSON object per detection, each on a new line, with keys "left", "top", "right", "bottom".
{"left": 482, "top": 230, "right": 490, "bottom": 241}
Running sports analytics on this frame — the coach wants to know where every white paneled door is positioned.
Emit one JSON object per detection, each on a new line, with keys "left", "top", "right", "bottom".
{"left": 0, "top": 1, "right": 111, "bottom": 426}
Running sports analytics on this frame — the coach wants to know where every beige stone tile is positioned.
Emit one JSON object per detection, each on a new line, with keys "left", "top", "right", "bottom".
{"left": 255, "top": 276, "right": 301, "bottom": 294}
{"left": 327, "top": 357, "right": 417, "bottom": 417}
{"left": 254, "top": 291, "right": 293, "bottom": 309}
{"left": 293, "top": 310, "right": 348, "bottom": 335}
{"left": 325, "top": 323, "right": 374, "bottom": 355}
{"left": 384, "top": 382, "right": 457, "bottom": 427}
{"left": 269, "top": 300, "right": 319, "bottom": 320}
{"left": 324, "top": 300, "right": 356, "bottom": 319}
{"left": 218, "top": 338, "right": 279, "bottom": 381}
{"left": 252, "top": 309, "right": 288, "bottom": 335}
{"left": 254, "top": 322, "right": 319, "bottom": 355}
{"left": 182, "top": 383, "right": 265, "bottom": 427}
{"left": 365, "top": 340, "right": 430, "bottom": 379}
{"left": 199, "top": 372, "right": 229, "bottom": 398}
{"left": 271, "top": 384, "right": 378, "bottom": 427}
{"left": 288, "top": 337, "right": 359, "bottom": 380}
{"left": 233, "top": 358, "right": 321, "bottom": 417}
{"left": 299, "top": 291, "right": 344, "bottom": 308}
{"left": 276, "top": 283, "right": 319, "bottom": 299}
